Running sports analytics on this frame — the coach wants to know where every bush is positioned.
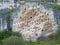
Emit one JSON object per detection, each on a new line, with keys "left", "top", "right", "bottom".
{"left": 0, "top": 30, "right": 11, "bottom": 40}
{"left": 51, "top": 3, "right": 60, "bottom": 10}
{"left": 2, "top": 36, "right": 22, "bottom": 45}
{"left": 11, "top": 31, "right": 21, "bottom": 37}
{"left": 0, "top": 30, "right": 21, "bottom": 40}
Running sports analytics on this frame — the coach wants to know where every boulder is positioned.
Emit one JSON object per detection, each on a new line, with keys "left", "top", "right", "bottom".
{"left": 17, "top": 4, "right": 58, "bottom": 41}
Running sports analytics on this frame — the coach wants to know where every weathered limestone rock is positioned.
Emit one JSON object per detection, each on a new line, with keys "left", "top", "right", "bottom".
{"left": 17, "top": 4, "right": 58, "bottom": 41}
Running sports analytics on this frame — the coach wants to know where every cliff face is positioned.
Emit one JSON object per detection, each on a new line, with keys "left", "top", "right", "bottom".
{"left": 17, "top": 3, "right": 58, "bottom": 41}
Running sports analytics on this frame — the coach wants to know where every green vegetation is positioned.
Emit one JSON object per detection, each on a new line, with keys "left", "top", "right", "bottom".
{"left": 0, "top": 29, "right": 60, "bottom": 45}
{"left": 0, "top": 30, "right": 21, "bottom": 41}
{"left": 0, "top": 25, "right": 60, "bottom": 45}
{"left": 2, "top": 36, "right": 21, "bottom": 45}
{"left": 2, "top": 38, "right": 60, "bottom": 45}
{"left": 21, "top": 40, "right": 60, "bottom": 45}
{"left": 51, "top": 3, "right": 60, "bottom": 10}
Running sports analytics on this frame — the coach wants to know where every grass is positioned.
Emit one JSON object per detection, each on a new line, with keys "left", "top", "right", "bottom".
{"left": 51, "top": 3, "right": 60, "bottom": 11}
{"left": 18, "top": 39, "right": 60, "bottom": 45}
{"left": 1, "top": 35, "right": 60, "bottom": 45}
{"left": 0, "top": 30, "right": 60, "bottom": 45}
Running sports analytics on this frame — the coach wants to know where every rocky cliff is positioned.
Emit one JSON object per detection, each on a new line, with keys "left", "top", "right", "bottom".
{"left": 17, "top": 3, "right": 58, "bottom": 41}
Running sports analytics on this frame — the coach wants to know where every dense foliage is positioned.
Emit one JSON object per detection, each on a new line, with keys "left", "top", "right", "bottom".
{"left": 2, "top": 36, "right": 22, "bottom": 45}
{"left": 51, "top": 3, "right": 60, "bottom": 10}
{"left": 0, "top": 29, "right": 60, "bottom": 45}
{"left": 0, "top": 30, "right": 21, "bottom": 41}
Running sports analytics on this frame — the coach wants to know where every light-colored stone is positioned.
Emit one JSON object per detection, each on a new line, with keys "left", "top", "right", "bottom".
{"left": 16, "top": 3, "right": 58, "bottom": 41}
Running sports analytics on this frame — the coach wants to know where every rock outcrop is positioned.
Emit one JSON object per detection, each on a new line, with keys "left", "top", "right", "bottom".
{"left": 17, "top": 4, "right": 58, "bottom": 41}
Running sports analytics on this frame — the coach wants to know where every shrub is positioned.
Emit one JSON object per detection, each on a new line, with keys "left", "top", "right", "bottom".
{"left": 51, "top": 3, "right": 60, "bottom": 10}
{"left": 0, "top": 30, "right": 11, "bottom": 40}
{"left": 0, "top": 30, "right": 21, "bottom": 40}
{"left": 0, "top": 40, "right": 2, "bottom": 45}
{"left": 11, "top": 31, "right": 21, "bottom": 37}
{"left": 2, "top": 36, "right": 22, "bottom": 45}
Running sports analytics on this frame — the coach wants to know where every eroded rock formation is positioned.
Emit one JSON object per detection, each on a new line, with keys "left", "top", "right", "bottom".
{"left": 17, "top": 4, "right": 58, "bottom": 41}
